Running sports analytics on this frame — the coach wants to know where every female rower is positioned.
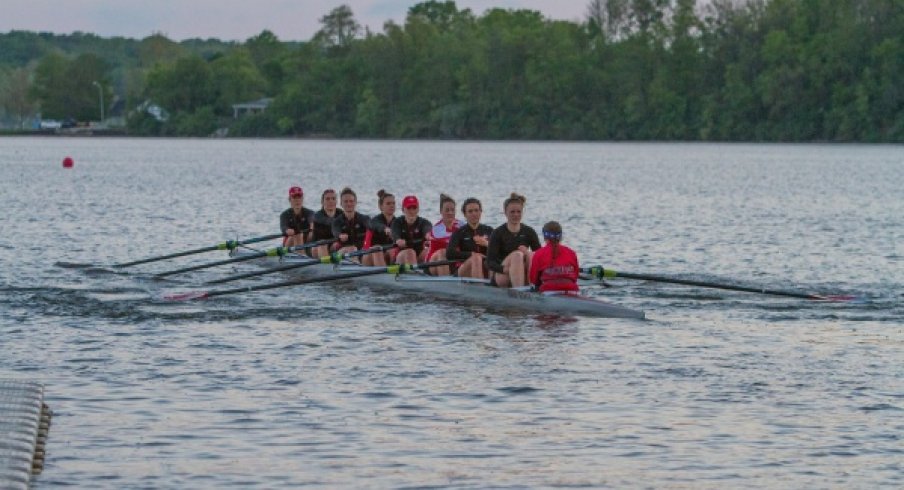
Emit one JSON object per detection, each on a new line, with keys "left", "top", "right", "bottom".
{"left": 331, "top": 187, "right": 370, "bottom": 257}
{"left": 280, "top": 186, "right": 314, "bottom": 249}
{"left": 362, "top": 189, "right": 396, "bottom": 266}
{"left": 446, "top": 197, "right": 494, "bottom": 279}
{"left": 529, "top": 221, "right": 580, "bottom": 293}
{"left": 485, "top": 192, "right": 541, "bottom": 288}
{"left": 425, "top": 193, "right": 463, "bottom": 275}
{"left": 391, "top": 195, "right": 431, "bottom": 266}
{"left": 310, "top": 188, "right": 339, "bottom": 258}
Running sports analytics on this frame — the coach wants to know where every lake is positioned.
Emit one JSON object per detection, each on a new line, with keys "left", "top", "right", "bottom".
{"left": 1, "top": 137, "right": 901, "bottom": 488}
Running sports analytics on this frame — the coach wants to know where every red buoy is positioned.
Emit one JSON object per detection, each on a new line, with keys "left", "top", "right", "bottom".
{"left": 62, "top": 156, "right": 74, "bottom": 168}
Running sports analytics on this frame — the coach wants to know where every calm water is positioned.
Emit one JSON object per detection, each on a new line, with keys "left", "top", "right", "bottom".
{"left": 1, "top": 137, "right": 902, "bottom": 488}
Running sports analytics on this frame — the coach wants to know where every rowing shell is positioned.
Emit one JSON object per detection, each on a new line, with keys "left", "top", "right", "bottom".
{"left": 231, "top": 250, "right": 646, "bottom": 319}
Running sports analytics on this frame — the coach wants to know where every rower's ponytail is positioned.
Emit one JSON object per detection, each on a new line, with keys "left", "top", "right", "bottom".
{"left": 542, "top": 221, "right": 563, "bottom": 261}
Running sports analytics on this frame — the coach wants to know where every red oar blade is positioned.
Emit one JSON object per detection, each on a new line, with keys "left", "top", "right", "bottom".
{"left": 809, "top": 294, "right": 862, "bottom": 302}
{"left": 163, "top": 290, "right": 210, "bottom": 302}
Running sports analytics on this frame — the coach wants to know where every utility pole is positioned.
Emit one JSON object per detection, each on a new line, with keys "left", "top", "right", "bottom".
{"left": 92, "top": 81, "right": 104, "bottom": 123}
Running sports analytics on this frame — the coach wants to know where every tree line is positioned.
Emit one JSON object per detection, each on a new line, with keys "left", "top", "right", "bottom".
{"left": 1, "top": 0, "right": 902, "bottom": 141}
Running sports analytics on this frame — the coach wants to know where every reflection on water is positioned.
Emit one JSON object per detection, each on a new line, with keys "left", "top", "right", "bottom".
{"left": 1, "top": 138, "right": 902, "bottom": 488}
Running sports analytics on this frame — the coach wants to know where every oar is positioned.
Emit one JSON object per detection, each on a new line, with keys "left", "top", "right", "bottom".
{"left": 154, "top": 239, "right": 336, "bottom": 278}
{"left": 113, "top": 233, "right": 283, "bottom": 268}
{"left": 582, "top": 266, "right": 857, "bottom": 302}
{"left": 165, "top": 259, "right": 459, "bottom": 301}
{"left": 205, "top": 243, "right": 400, "bottom": 285}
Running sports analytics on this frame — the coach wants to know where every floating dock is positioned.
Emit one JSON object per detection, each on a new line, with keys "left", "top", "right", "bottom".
{"left": 0, "top": 381, "right": 51, "bottom": 489}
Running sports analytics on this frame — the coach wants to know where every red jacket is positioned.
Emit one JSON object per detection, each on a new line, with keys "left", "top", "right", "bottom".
{"left": 427, "top": 219, "right": 463, "bottom": 260}
{"left": 529, "top": 243, "right": 579, "bottom": 292}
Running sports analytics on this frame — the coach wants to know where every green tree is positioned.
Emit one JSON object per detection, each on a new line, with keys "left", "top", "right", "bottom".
{"left": 145, "top": 55, "right": 217, "bottom": 114}
{"left": 209, "top": 49, "right": 267, "bottom": 112}
{"left": 0, "top": 67, "right": 37, "bottom": 127}
{"left": 30, "top": 52, "right": 109, "bottom": 121}
{"left": 313, "top": 5, "right": 361, "bottom": 50}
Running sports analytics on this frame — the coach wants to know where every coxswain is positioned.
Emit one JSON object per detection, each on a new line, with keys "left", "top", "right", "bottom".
{"left": 331, "top": 187, "right": 369, "bottom": 257}
{"left": 310, "top": 188, "right": 339, "bottom": 258}
{"left": 362, "top": 189, "right": 396, "bottom": 266}
{"left": 529, "top": 221, "right": 580, "bottom": 293}
{"left": 425, "top": 193, "right": 463, "bottom": 275}
{"left": 391, "top": 195, "right": 431, "bottom": 266}
{"left": 485, "top": 192, "right": 541, "bottom": 287}
{"left": 279, "top": 186, "right": 313, "bottom": 249}
{"left": 446, "top": 197, "right": 493, "bottom": 279}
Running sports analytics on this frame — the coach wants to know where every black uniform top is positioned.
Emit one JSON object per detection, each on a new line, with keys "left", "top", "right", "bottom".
{"left": 446, "top": 223, "right": 495, "bottom": 260}
{"left": 368, "top": 214, "right": 395, "bottom": 246}
{"left": 312, "top": 209, "right": 338, "bottom": 241}
{"left": 332, "top": 211, "right": 370, "bottom": 249}
{"left": 279, "top": 207, "right": 314, "bottom": 238}
{"left": 485, "top": 223, "right": 541, "bottom": 273}
{"left": 391, "top": 216, "right": 432, "bottom": 255}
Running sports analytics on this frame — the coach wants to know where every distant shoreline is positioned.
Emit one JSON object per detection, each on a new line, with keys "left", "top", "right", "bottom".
{"left": 1, "top": 129, "right": 898, "bottom": 144}
{"left": 0, "top": 128, "right": 128, "bottom": 137}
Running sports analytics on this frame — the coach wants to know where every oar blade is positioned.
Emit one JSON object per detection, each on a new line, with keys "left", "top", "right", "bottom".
{"left": 809, "top": 294, "right": 862, "bottom": 303}
{"left": 163, "top": 290, "right": 210, "bottom": 302}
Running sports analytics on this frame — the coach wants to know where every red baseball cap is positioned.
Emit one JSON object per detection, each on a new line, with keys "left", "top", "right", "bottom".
{"left": 402, "top": 195, "right": 419, "bottom": 209}
{"left": 288, "top": 186, "right": 303, "bottom": 197}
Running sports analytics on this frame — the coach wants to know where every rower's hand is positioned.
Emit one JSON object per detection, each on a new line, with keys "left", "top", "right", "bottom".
{"left": 518, "top": 245, "right": 529, "bottom": 254}
{"left": 474, "top": 235, "right": 488, "bottom": 247}
{"left": 286, "top": 228, "right": 296, "bottom": 236}
{"left": 395, "top": 239, "right": 407, "bottom": 248}
{"left": 384, "top": 227, "right": 392, "bottom": 236}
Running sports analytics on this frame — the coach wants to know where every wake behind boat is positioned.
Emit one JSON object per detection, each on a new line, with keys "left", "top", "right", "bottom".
{"left": 221, "top": 248, "right": 646, "bottom": 319}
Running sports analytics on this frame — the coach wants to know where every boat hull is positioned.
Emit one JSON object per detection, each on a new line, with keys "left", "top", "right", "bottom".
{"left": 234, "top": 252, "right": 645, "bottom": 319}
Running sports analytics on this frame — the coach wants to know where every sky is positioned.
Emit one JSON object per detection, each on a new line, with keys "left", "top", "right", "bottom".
{"left": 1, "top": 1, "right": 591, "bottom": 42}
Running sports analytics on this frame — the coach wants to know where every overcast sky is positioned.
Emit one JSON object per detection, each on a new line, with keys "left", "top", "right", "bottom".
{"left": 1, "top": 1, "right": 591, "bottom": 42}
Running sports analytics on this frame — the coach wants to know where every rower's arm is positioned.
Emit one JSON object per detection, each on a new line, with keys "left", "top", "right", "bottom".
{"left": 279, "top": 209, "right": 291, "bottom": 236}
{"left": 446, "top": 229, "right": 471, "bottom": 260}
{"left": 485, "top": 229, "right": 504, "bottom": 273}
{"left": 331, "top": 215, "right": 346, "bottom": 242}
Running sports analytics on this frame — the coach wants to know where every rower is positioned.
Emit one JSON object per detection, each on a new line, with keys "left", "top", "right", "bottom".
{"left": 425, "top": 193, "right": 463, "bottom": 275}
{"left": 391, "top": 195, "right": 431, "bottom": 266}
{"left": 331, "top": 187, "right": 369, "bottom": 258}
{"left": 310, "top": 188, "right": 338, "bottom": 258}
{"left": 485, "top": 192, "right": 541, "bottom": 288}
{"left": 446, "top": 197, "right": 493, "bottom": 279}
{"left": 529, "top": 221, "right": 580, "bottom": 293}
{"left": 362, "top": 189, "right": 396, "bottom": 266}
{"left": 280, "top": 186, "right": 313, "bottom": 249}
